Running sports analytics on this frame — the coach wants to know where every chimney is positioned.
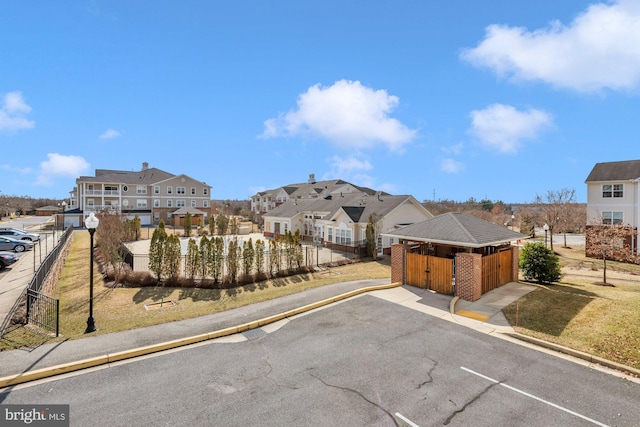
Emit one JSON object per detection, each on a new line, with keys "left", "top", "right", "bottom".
{"left": 308, "top": 173, "right": 316, "bottom": 184}
{"left": 142, "top": 162, "right": 149, "bottom": 170}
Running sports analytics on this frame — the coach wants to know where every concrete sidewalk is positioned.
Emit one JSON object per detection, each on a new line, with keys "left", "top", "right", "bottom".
{"left": 0, "top": 232, "right": 59, "bottom": 331}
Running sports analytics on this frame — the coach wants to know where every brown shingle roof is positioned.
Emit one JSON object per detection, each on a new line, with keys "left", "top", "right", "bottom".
{"left": 585, "top": 160, "right": 640, "bottom": 182}
{"left": 384, "top": 212, "right": 527, "bottom": 248}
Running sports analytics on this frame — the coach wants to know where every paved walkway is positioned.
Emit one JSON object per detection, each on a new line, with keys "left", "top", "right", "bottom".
{"left": 0, "top": 230, "right": 59, "bottom": 332}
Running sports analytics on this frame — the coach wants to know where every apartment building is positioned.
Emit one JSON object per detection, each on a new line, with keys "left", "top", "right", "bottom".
{"left": 66, "top": 162, "right": 213, "bottom": 226}
{"left": 585, "top": 159, "right": 640, "bottom": 259}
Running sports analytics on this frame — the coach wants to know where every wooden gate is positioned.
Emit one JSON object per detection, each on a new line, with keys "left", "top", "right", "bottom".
{"left": 481, "top": 249, "right": 514, "bottom": 294}
{"left": 406, "top": 252, "right": 454, "bottom": 295}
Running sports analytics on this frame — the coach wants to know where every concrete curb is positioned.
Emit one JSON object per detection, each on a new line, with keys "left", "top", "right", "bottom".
{"left": 503, "top": 332, "right": 640, "bottom": 378}
{"left": 449, "top": 293, "right": 640, "bottom": 379}
{"left": 0, "top": 282, "right": 402, "bottom": 388}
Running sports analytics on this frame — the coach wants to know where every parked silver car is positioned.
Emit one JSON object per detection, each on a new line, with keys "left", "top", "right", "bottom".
{"left": 0, "top": 251, "right": 19, "bottom": 270}
{"left": 0, "top": 227, "right": 41, "bottom": 242}
{"left": 0, "top": 236, "right": 34, "bottom": 252}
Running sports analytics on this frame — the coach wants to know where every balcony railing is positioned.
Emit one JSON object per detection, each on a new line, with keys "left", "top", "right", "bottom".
{"left": 83, "top": 190, "right": 121, "bottom": 196}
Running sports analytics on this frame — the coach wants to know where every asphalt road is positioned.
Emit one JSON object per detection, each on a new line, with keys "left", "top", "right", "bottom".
{"left": 1, "top": 295, "right": 638, "bottom": 427}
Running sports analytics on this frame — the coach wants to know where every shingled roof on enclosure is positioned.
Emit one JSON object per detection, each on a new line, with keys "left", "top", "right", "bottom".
{"left": 384, "top": 212, "right": 527, "bottom": 248}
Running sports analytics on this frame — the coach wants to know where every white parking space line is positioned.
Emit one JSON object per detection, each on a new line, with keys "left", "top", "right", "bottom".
{"left": 461, "top": 367, "right": 610, "bottom": 427}
{"left": 395, "top": 412, "right": 420, "bottom": 427}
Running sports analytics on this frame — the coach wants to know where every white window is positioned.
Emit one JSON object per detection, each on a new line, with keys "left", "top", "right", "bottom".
{"left": 153, "top": 199, "right": 160, "bottom": 208}
{"left": 154, "top": 186, "right": 160, "bottom": 194}
{"left": 191, "top": 200, "right": 196, "bottom": 208}
{"left": 87, "top": 199, "right": 94, "bottom": 207}
{"left": 137, "top": 199, "right": 147, "bottom": 208}
{"left": 191, "top": 187, "right": 196, "bottom": 195}
{"left": 602, "top": 211, "right": 623, "bottom": 225}
{"left": 203, "top": 200, "right": 209, "bottom": 208}
{"left": 154, "top": 213, "right": 160, "bottom": 221}
{"left": 167, "top": 186, "right": 172, "bottom": 194}
{"left": 136, "top": 185, "right": 147, "bottom": 194}
{"left": 167, "top": 200, "right": 173, "bottom": 208}
{"left": 177, "top": 187, "right": 186, "bottom": 195}
{"left": 336, "top": 229, "right": 352, "bottom": 245}
{"left": 203, "top": 188, "right": 208, "bottom": 196}
{"left": 602, "top": 184, "right": 623, "bottom": 198}
{"left": 328, "top": 227, "right": 333, "bottom": 243}
{"left": 177, "top": 200, "right": 185, "bottom": 207}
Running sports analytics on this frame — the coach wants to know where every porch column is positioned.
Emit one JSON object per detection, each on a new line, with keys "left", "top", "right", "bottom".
{"left": 455, "top": 252, "right": 482, "bottom": 302}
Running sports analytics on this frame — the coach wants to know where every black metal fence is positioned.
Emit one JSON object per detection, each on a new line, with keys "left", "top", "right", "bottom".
{"left": 26, "top": 289, "right": 59, "bottom": 336}
{"left": 4, "top": 226, "right": 73, "bottom": 337}
{"left": 29, "top": 226, "right": 72, "bottom": 293}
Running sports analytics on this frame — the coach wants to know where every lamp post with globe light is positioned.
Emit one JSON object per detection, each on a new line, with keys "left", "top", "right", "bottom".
{"left": 84, "top": 212, "right": 99, "bottom": 333}
{"left": 543, "top": 223, "right": 549, "bottom": 248}
{"left": 61, "top": 200, "right": 67, "bottom": 231}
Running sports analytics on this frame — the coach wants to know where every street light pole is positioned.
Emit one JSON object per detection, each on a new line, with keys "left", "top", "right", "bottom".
{"left": 543, "top": 223, "right": 549, "bottom": 248}
{"left": 61, "top": 200, "right": 67, "bottom": 233}
{"left": 84, "top": 212, "right": 99, "bottom": 334}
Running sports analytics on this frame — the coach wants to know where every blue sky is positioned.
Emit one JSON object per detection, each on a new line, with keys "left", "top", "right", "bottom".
{"left": 2, "top": 1, "right": 639, "bottom": 204}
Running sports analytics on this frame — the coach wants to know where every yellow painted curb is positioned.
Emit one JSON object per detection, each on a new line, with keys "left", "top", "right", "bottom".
{"left": 455, "top": 309, "right": 490, "bottom": 322}
{"left": 0, "top": 282, "right": 402, "bottom": 388}
{"left": 0, "top": 355, "right": 109, "bottom": 388}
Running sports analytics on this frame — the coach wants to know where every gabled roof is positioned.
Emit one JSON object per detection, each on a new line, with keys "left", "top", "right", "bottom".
{"left": 264, "top": 193, "right": 431, "bottom": 225}
{"left": 384, "top": 212, "right": 527, "bottom": 248}
{"left": 585, "top": 160, "right": 640, "bottom": 182}
{"left": 252, "top": 178, "right": 382, "bottom": 200}
{"left": 342, "top": 206, "right": 366, "bottom": 222}
{"left": 78, "top": 167, "right": 175, "bottom": 185}
{"left": 170, "top": 207, "right": 206, "bottom": 216}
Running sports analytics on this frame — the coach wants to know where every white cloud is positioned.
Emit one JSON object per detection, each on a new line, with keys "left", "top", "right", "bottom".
{"left": 0, "top": 164, "right": 32, "bottom": 175}
{"left": 461, "top": 0, "right": 640, "bottom": 92}
{"left": 469, "top": 104, "right": 553, "bottom": 153}
{"left": 0, "top": 91, "right": 35, "bottom": 133}
{"left": 327, "top": 155, "right": 373, "bottom": 176}
{"left": 261, "top": 80, "right": 417, "bottom": 152}
{"left": 100, "top": 128, "right": 121, "bottom": 139}
{"left": 323, "top": 154, "right": 380, "bottom": 189}
{"left": 441, "top": 142, "right": 464, "bottom": 155}
{"left": 36, "top": 153, "right": 90, "bottom": 186}
{"left": 441, "top": 158, "right": 464, "bottom": 173}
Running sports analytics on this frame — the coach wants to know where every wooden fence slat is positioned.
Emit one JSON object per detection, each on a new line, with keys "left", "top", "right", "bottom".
{"left": 405, "top": 252, "right": 453, "bottom": 295}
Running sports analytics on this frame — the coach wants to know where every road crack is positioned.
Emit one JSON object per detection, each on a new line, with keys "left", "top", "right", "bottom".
{"left": 308, "top": 371, "right": 399, "bottom": 426}
{"left": 443, "top": 382, "right": 499, "bottom": 425}
{"left": 417, "top": 359, "right": 438, "bottom": 389}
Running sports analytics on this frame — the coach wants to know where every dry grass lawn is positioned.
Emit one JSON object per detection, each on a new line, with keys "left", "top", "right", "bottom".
{"left": 0, "top": 230, "right": 391, "bottom": 350}
{"left": 504, "top": 244, "right": 640, "bottom": 371}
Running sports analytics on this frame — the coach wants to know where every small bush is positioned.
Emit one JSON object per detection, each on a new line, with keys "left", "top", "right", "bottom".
{"left": 123, "top": 271, "right": 157, "bottom": 287}
{"left": 519, "top": 242, "right": 563, "bottom": 284}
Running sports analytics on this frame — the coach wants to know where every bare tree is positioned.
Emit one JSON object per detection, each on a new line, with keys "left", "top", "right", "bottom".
{"left": 534, "top": 188, "right": 576, "bottom": 251}
{"left": 585, "top": 222, "right": 638, "bottom": 285}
